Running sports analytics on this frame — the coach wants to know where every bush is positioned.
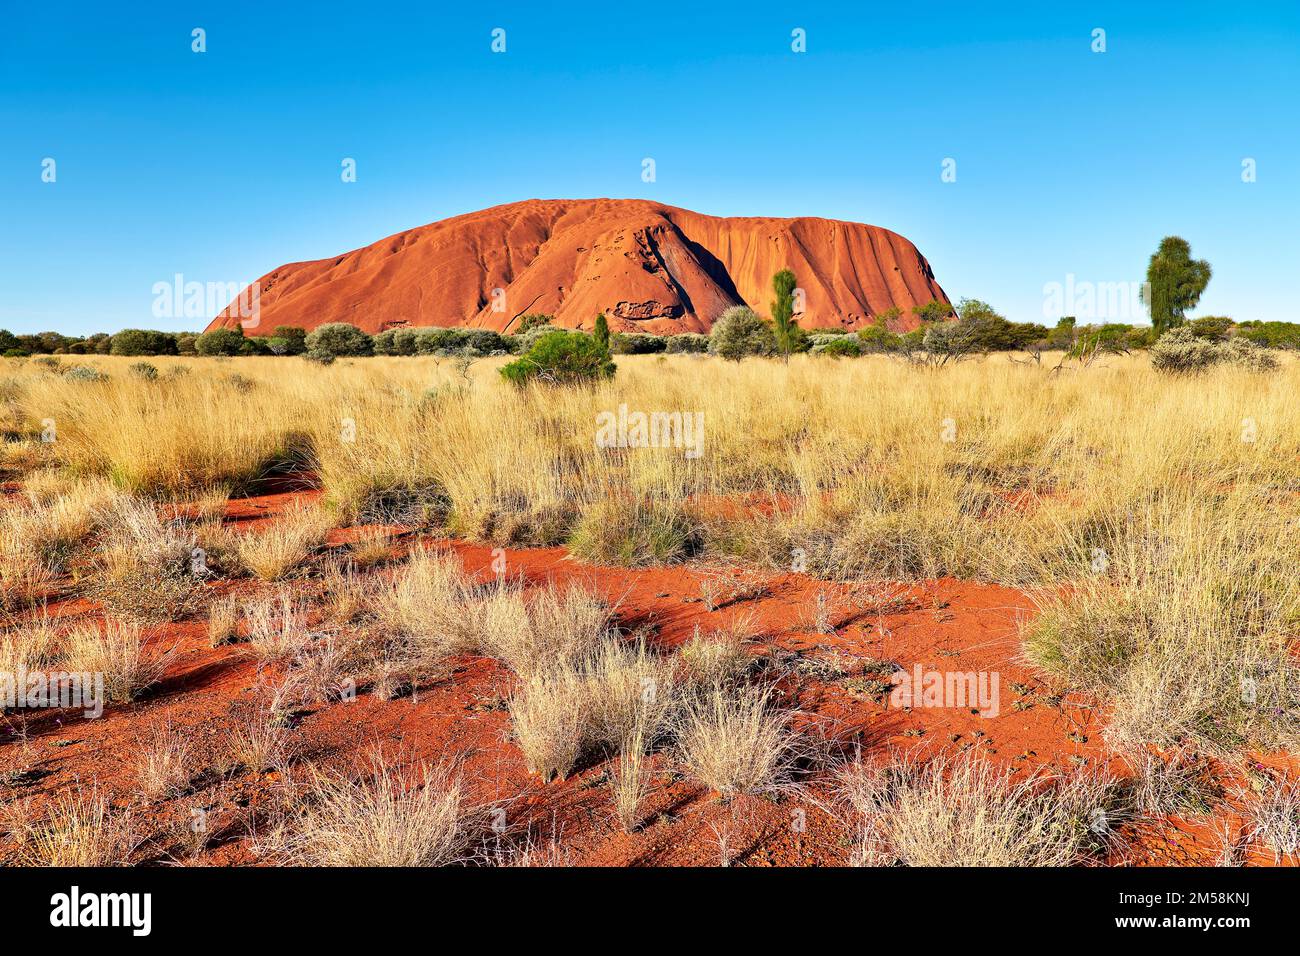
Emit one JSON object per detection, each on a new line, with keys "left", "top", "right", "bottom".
{"left": 304, "top": 323, "right": 373, "bottom": 358}
{"left": 1220, "top": 337, "right": 1279, "bottom": 372}
{"left": 128, "top": 362, "right": 158, "bottom": 381}
{"left": 110, "top": 329, "right": 177, "bottom": 356}
{"left": 1236, "top": 321, "right": 1300, "bottom": 350}
{"left": 665, "top": 333, "right": 710, "bottom": 354}
{"left": 499, "top": 330, "right": 615, "bottom": 386}
{"left": 462, "top": 329, "right": 508, "bottom": 355}
{"left": 921, "top": 320, "right": 981, "bottom": 363}
{"left": 1188, "top": 316, "right": 1233, "bottom": 341}
{"left": 708, "top": 306, "right": 776, "bottom": 361}
{"left": 270, "top": 326, "right": 307, "bottom": 355}
{"left": 195, "top": 327, "right": 246, "bottom": 356}
{"left": 1149, "top": 327, "right": 1220, "bottom": 373}
{"left": 513, "top": 313, "right": 554, "bottom": 336}
{"left": 1148, "top": 326, "right": 1277, "bottom": 374}
{"left": 810, "top": 335, "right": 862, "bottom": 358}
{"left": 304, "top": 349, "right": 336, "bottom": 366}
{"left": 63, "top": 365, "right": 108, "bottom": 382}
{"left": 610, "top": 332, "right": 667, "bottom": 355}
{"left": 857, "top": 325, "right": 904, "bottom": 353}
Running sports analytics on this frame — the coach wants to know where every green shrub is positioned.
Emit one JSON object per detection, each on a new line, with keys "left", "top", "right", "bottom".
{"left": 499, "top": 330, "right": 615, "bottom": 386}
{"left": 304, "top": 323, "right": 373, "bottom": 357}
{"left": 610, "top": 333, "right": 667, "bottom": 355}
{"left": 810, "top": 335, "right": 862, "bottom": 357}
{"left": 110, "top": 329, "right": 178, "bottom": 356}
{"left": 270, "top": 326, "right": 308, "bottom": 355}
{"left": 195, "top": 327, "right": 246, "bottom": 356}
{"left": 1188, "top": 316, "right": 1233, "bottom": 341}
{"left": 462, "top": 329, "right": 508, "bottom": 355}
{"left": 665, "top": 333, "right": 710, "bottom": 354}
{"left": 513, "top": 313, "right": 555, "bottom": 335}
{"left": 857, "top": 325, "right": 904, "bottom": 353}
{"left": 1236, "top": 321, "right": 1300, "bottom": 350}
{"left": 128, "top": 362, "right": 158, "bottom": 380}
{"left": 708, "top": 306, "right": 776, "bottom": 361}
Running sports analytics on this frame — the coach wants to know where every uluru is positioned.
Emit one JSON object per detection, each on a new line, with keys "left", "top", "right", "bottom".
{"left": 206, "top": 199, "right": 948, "bottom": 336}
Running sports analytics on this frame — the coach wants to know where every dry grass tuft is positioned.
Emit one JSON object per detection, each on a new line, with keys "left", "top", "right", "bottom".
{"left": 288, "top": 756, "right": 488, "bottom": 866}
{"left": 137, "top": 722, "right": 194, "bottom": 799}
{"left": 8, "top": 788, "right": 136, "bottom": 866}
{"left": 59, "top": 618, "right": 171, "bottom": 704}
{"left": 508, "top": 637, "right": 675, "bottom": 783}
{"left": 1241, "top": 772, "right": 1300, "bottom": 863}
{"left": 679, "top": 620, "right": 756, "bottom": 687}
{"left": 235, "top": 502, "right": 332, "bottom": 581}
{"left": 674, "top": 682, "right": 801, "bottom": 798}
{"left": 243, "top": 588, "right": 313, "bottom": 660}
{"left": 207, "top": 595, "right": 241, "bottom": 647}
{"left": 836, "top": 751, "right": 1123, "bottom": 867}
{"left": 223, "top": 702, "right": 296, "bottom": 773}
{"left": 89, "top": 496, "right": 203, "bottom": 622}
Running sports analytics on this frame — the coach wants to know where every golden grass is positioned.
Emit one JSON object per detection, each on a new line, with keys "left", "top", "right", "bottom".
{"left": 137, "top": 722, "right": 194, "bottom": 799}
{"left": 242, "top": 587, "right": 312, "bottom": 660}
{"left": 288, "top": 756, "right": 487, "bottom": 866}
{"left": 58, "top": 618, "right": 172, "bottom": 704}
{"left": 234, "top": 501, "right": 331, "bottom": 581}
{"left": 8, "top": 788, "right": 135, "bottom": 866}
{"left": 674, "top": 682, "right": 801, "bottom": 797}
{"left": 508, "top": 636, "right": 675, "bottom": 782}
{"left": 837, "top": 752, "right": 1123, "bottom": 867}
{"left": 4, "top": 351, "right": 1298, "bottom": 755}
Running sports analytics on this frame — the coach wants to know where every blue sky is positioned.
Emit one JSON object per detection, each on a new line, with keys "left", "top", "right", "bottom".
{"left": 1, "top": 1, "right": 1296, "bottom": 335}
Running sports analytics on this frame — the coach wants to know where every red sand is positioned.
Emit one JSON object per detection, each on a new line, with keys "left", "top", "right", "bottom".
{"left": 1, "top": 489, "right": 1287, "bottom": 866}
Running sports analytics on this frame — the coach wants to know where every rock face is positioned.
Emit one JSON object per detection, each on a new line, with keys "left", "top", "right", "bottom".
{"left": 207, "top": 198, "right": 948, "bottom": 336}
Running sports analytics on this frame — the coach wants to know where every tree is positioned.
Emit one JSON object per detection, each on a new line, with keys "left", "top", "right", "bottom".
{"left": 1142, "top": 236, "right": 1211, "bottom": 335}
{"left": 912, "top": 299, "right": 954, "bottom": 324}
{"left": 593, "top": 313, "right": 610, "bottom": 352}
{"left": 499, "top": 330, "right": 616, "bottom": 386}
{"left": 304, "top": 323, "right": 373, "bottom": 357}
{"left": 512, "top": 313, "right": 554, "bottom": 336}
{"left": 271, "top": 326, "right": 307, "bottom": 355}
{"left": 110, "top": 329, "right": 177, "bottom": 356}
{"left": 708, "top": 306, "right": 777, "bottom": 361}
{"left": 770, "top": 269, "right": 799, "bottom": 363}
{"left": 195, "top": 327, "right": 246, "bottom": 356}
{"left": 872, "top": 306, "right": 903, "bottom": 330}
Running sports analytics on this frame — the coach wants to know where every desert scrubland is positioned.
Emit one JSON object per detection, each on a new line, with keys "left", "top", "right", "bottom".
{"left": 0, "top": 351, "right": 1297, "bottom": 866}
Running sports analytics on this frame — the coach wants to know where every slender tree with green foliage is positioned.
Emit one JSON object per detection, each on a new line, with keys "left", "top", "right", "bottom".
{"left": 770, "top": 269, "right": 798, "bottom": 363}
{"left": 1141, "top": 236, "right": 1211, "bottom": 336}
{"left": 593, "top": 312, "right": 610, "bottom": 352}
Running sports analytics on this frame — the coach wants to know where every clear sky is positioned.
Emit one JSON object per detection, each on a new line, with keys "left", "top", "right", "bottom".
{"left": 2, "top": 1, "right": 1296, "bottom": 335}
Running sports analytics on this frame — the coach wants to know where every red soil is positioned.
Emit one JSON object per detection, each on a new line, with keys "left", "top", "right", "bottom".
{"left": 206, "top": 199, "right": 949, "bottom": 337}
{"left": 1, "top": 489, "right": 1288, "bottom": 867}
